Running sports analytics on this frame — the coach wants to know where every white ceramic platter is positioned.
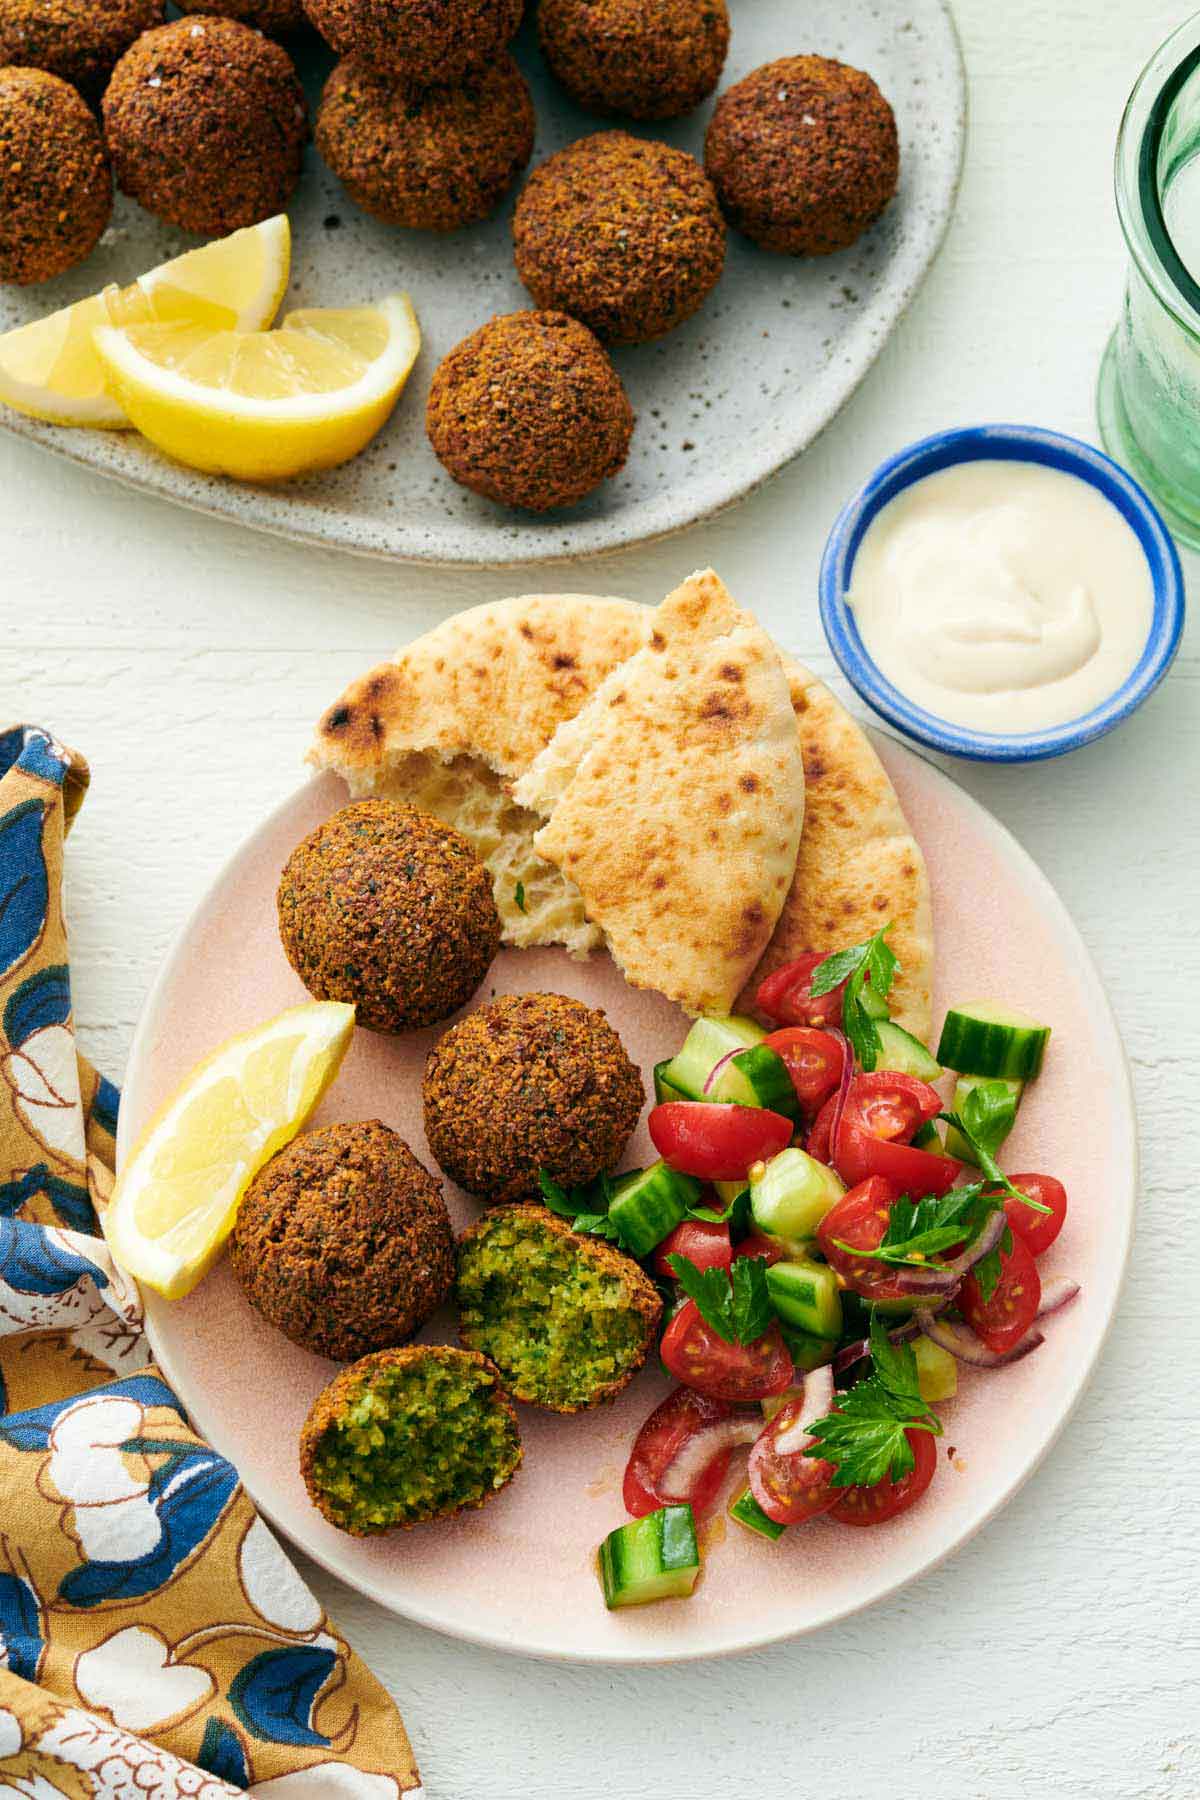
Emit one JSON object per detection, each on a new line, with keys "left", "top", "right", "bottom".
{"left": 0, "top": 2, "right": 965, "bottom": 565}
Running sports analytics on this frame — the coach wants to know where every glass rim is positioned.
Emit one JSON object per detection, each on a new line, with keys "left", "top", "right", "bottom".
{"left": 1116, "top": 9, "right": 1200, "bottom": 335}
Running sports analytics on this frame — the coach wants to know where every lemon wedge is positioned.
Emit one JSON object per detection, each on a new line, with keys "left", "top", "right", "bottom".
{"left": 0, "top": 214, "right": 292, "bottom": 429}
{"left": 93, "top": 292, "right": 421, "bottom": 481}
{"left": 106, "top": 1000, "right": 355, "bottom": 1300}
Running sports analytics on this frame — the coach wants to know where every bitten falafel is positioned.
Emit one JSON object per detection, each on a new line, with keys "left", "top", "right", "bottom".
{"left": 316, "top": 53, "right": 534, "bottom": 231}
{"left": 301, "top": 1344, "right": 522, "bottom": 1533}
{"left": 538, "top": 0, "right": 729, "bottom": 122}
{"left": 425, "top": 309, "right": 633, "bottom": 511}
{"left": 422, "top": 991, "right": 644, "bottom": 1203}
{"left": 0, "top": 68, "right": 110, "bottom": 285}
{"left": 174, "top": 0, "right": 306, "bottom": 37}
{"left": 456, "top": 1204, "right": 662, "bottom": 1410}
{"left": 102, "top": 16, "right": 307, "bottom": 236}
{"left": 704, "top": 55, "right": 899, "bottom": 255}
{"left": 0, "top": 0, "right": 164, "bottom": 97}
{"left": 278, "top": 798, "right": 501, "bottom": 1033}
{"left": 512, "top": 131, "right": 725, "bottom": 343}
{"left": 302, "top": 0, "right": 522, "bottom": 85}
{"left": 229, "top": 1120, "right": 455, "bottom": 1361}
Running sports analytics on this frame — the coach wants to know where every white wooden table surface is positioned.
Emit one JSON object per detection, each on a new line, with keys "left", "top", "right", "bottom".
{"left": 3, "top": 2, "right": 1197, "bottom": 1794}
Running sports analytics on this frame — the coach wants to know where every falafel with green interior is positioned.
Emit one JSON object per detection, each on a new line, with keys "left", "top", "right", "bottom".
{"left": 300, "top": 1344, "right": 522, "bottom": 1534}
{"left": 423, "top": 991, "right": 644, "bottom": 1202}
{"left": 0, "top": 0, "right": 164, "bottom": 97}
{"left": 278, "top": 798, "right": 501, "bottom": 1032}
{"left": 229, "top": 1120, "right": 455, "bottom": 1361}
{"left": 456, "top": 1204, "right": 662, "bottom": 1410}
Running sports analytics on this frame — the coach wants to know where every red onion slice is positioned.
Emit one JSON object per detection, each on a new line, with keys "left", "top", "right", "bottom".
{"left": 658, "top": 1414, "right": 762, "bottom": 1500}
{"left": 1037, "top": 1276, "right": 1081, "bottom": 1318}
{"left": 702, "top": 1048, "right": 742, "bottom": 1097}
{"left": 773, "top": 1365, "right": 836, "bottom": 1454}
{"left": 918, "top": 1309, "right": 1044, "bottom": 1368}
{"left": 831, "top": 1315, "right": 927, "bottom": 1378}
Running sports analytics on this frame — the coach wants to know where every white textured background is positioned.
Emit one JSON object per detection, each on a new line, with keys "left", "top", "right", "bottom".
{"left": 2, "top": 2, "right": 1197, "bottom": 1794}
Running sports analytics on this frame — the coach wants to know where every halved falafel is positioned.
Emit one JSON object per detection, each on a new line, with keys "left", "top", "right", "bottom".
{"left": 229, "top": 1120, "right": 455, "bottom": 1362}
{"left": 538, "top": 0, "right": 729, "bottom": 122}
{"left": 0, "top": 67, "right": 110, "bottom": 285}
{"left": 277, "top": 798, "right": 501, "bottom": 1033}
{"left": 174, "top": 0, "right": 307, "bottom": 36}
{"left": 302, "top": 0, "right": 523, "bottom": 85}
{"left": 102, "top": 16, "right": 307, "bottom": 237}
{"left": 317, "top": 52, "right": 534, "bottom": 231}
{"left": 300, "top": 1344, "right": 522, "bottom": 1533}
{"left": 704, "top": 55, "right": 899, "bottom": 255}
{"left": 425, "top": 309, "right": 634, "bottom": 511}
{"left": 423, "top": 991, "right": 644, "bottom": 1203}
{"left": 456, "top": 1204, "right": 661, "bottom": 1410}
{"left": 512, "top": 131, "right": 725, "bottom": 343}
{"left": 0, "top": 0, "right": 164, "bottom": 98}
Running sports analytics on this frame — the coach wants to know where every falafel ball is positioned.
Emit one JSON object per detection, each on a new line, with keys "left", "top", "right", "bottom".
{"left": 512, "top": 131, "right": 725, "bottom": 343}
{"left": 457, "top": 1204, "right": 661, "bottom": 1411}
{"left": 426, "top": 309, "right": 633, "bottom": 511}
{"left": 0, "top": 68, "right": 110, "bottom": 285}
{"left": 316, "top": 52, "right": 533, "bottom": 232}
{"left": 422, "top": 991, "right": 644, "bottom": 1203}
{"left": 704, "top": 55, "right": 899, "bottom": 255}
{"left": 102, "top": 16, "right": 307, "bottom": 237}
{"left": 174, "top": 0, "right": 307, "bottom": 37}
{"left": 278, "top": 798, "right": 501, "bottom": 1033}
{"left": 538, "top": 0, "right": 729, "bottom": 122}
{"left": 0, "top": 0, "right": 164, "bottom": 98}
{"left": 301, "top": 1344, "right": 522, "bottom": 1533}
{"left": 230, "top": 1120, "right": 455, "bottom": 1361}
{"left": 302, "top": 0, "right": 522, "bottom": 85}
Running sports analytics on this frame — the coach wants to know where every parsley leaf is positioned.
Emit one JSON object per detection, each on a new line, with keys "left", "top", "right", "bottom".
{"left": 667, "top": 1251, "right": 773, "bottom": 1346}
{"left": 537, "top": 1170, "right": 626, "bottom": 1246}
{"left": 836, "top": 1182, "right": 995, "bottom": 1266}
{"left": 514, "top": 881, "right": 527, "bottom": 914}
{"left": 938, "top": 1109, "right": 1052, "bottom": 1214}
{"left": 803, "top": 1310, "right": 942, "bottom": 1487}
{"left": 811, "top": 926, "right": 899, "bottom": 1072}
{"left": 686, "top": 1187, "right": 751, "bottom": 1233}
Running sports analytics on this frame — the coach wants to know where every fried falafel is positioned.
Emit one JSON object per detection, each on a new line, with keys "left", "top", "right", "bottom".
{"left": 0, "top": 68, "right": 110, "bottom": 285}
{"left": 301, "top": 1344, "right": 522, "bottom": 1533}
{"left": 174, "top": 0, "right": 307, "bottom": 37}
{"left": 456, "top": 1204, "right": 661, "bottom": 1410}
{"left": 538, "top": 0, "right": 729, "bottom": 121}
{"left": 102, "top": 16, "right": 307, "bottom": 236}
{"left": 316, "top": 52, "right": 533, "bottom": 232}
{"left": 278, "top": 798, "right": 501, "bottom": 1033}
{"left": 704, "top": 55, "right": 899, "bottom": 255}
{"left": 425, "top": 309, "right": 633, "bottom": 511}
{"left": 512, "top": 131, "right": 725, "bottom": 343}
{"left": 0, "top": 0, "right": 164, "bottom": 97}
{"left": 422, "top": 991, "right": 644, "bottom": 1203}
{"left": 302, "top": 0, "right": 523, "bottom": 85}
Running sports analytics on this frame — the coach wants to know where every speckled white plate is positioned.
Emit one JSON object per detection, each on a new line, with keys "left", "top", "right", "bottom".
{"left": 0, "top": 2, "right": 964, "bottom": 565}
{"left": 119, "top": 734, "right": 1135, "bottom": 1662}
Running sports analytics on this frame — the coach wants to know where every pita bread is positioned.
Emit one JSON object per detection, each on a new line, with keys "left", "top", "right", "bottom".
{"left": 512, "top": 570, "right": 805, "bottom": 1016}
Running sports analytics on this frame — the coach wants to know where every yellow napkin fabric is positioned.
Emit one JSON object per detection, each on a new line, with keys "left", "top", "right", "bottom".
{"left": 0, "top": 725, "right": 421, "bottom": 1798}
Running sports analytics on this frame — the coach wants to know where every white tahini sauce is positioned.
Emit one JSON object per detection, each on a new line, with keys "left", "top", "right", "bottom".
{"left": 846, "top": 459, "right": 1155, "bottom": 733}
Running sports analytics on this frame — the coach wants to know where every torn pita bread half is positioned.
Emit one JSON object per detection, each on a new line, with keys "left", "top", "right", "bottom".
{"left": 512, "top": 570, "right": 806, "bottom": 1016}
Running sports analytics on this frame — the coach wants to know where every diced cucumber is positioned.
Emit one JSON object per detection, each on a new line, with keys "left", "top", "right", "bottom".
{"left": 875, "top": 1020, "right": 942, "bottom": 1082}
{"left": 608, "top": 1162, "right": 701, "bottom": 1258}
{"left": 750, "top": 1148, "right": 844, "bottom": 1250}
{"left": 766, "top": 1257, "right": 843, "bottom": 1340}
{"left": 598, "top": 1504, "right": 700, "bottom": 1608}
{"left": 661, "top": 1015, "right": 766, "bottom": 1099}
{"left": 779, "top": 1327, "right": 837, "bottom": 1372}
{"left": 728, "top": 1486, "right": 786, "bottom": 1541}
{"left": 708, "top": 1044, "right": 798, "bottom": 1117}
{"left": 653, "top": 1059, "right": 689, "bottom": 1104}
{"left": 913, "top": 1334, "right": 958, "bottom": 1403}
{"left": 860, "top": 983, "right": 890, "bottom": 1021}
{"left": 944, "top": 1073, "right": 1022, "bottom": 1164}
{"left": 937, "top": 1003, "right": 1050, "bottom": 1082}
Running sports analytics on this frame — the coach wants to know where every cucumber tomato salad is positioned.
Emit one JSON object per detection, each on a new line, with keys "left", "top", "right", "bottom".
{"left": 563, "top": 928, "right": 1080, "bottom": 1612}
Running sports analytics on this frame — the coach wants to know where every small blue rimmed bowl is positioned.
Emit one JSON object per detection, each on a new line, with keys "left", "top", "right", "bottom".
{"left": 818, "top": 423, "right": 1186, "bottom": 762}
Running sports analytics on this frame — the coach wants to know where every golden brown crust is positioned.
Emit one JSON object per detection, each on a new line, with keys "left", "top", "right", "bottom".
{"left": 174, "top": 0, "right": 306, "bottom": 36}
{"left": 0, "top": 0, "right": 164, "bottom": 95}
{"left": 302, "top": 0, "right": 522, "bottom": 84}
{"left": 538, "top": 0, "right": 728, "bottom": 121}
{"left": 0, "top": 68, "right": 110, "bottom": 285}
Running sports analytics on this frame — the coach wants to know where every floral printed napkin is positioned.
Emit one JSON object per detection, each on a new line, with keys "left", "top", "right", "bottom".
{"left": 0, "top": 725, "right": 422, "bottom": 1798}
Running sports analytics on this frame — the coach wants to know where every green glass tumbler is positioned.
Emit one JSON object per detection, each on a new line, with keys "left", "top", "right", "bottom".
{"left": 1099, "top": 10, "right": 1200, "bottom": 547}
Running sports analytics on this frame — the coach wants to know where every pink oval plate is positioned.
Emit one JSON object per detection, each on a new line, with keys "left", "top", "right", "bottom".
{"left": 119, "top": 737, "right": 1136, "bottom": 1663}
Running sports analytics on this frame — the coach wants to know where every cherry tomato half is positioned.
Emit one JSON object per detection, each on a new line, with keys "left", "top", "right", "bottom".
{"left": 653, "top": 1219, "right": 732, "bottom": 1281}
{"left": 1001, "top": 1173, "right": 1068, "bottom": 1258}
{"left": 755, "top": 953, "right": 844, "bottom": 1028}
{"left": 816, "top": 1176, "right": 929, "bottom": 1305}
{"left": 649, "top": 1102, "right": 793, "bottom": 1182}
{"left": 763, "top": 1026, "right": 846, "bottom": 1115}
{"left": 834, "top": 1121, "right": 962, "bottom": 1195}
{"left": 747, "top": 1395, "right": 840, "bottom": 1525}
{"left": 623, "top": 1386, "right": 735, "bottom": 1518}
{"left": 732, "top": 1230, "right": 784, "bottom": 1266}
{"left": 660, "top": 1300, "right": 794, "bottom": 1402}
{"left": 959, "top": 1229, "right": 1042, "bottom": 1355}
{"left": 828, "top": 1427, "right": 937, "bottom": 1526}
{"left": 842, "top": 1072, "right": 942, "bottom": 1144}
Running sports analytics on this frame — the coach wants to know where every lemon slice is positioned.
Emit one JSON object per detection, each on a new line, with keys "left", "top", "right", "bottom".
{"left": 106, "top": 1000, "right": 355, "bottom": 1300}
{"left": 93, "top": 293, "right": 421, "bottom": 482}
{"left": 0, "top": 214, "right": 291, "bottom": 429}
